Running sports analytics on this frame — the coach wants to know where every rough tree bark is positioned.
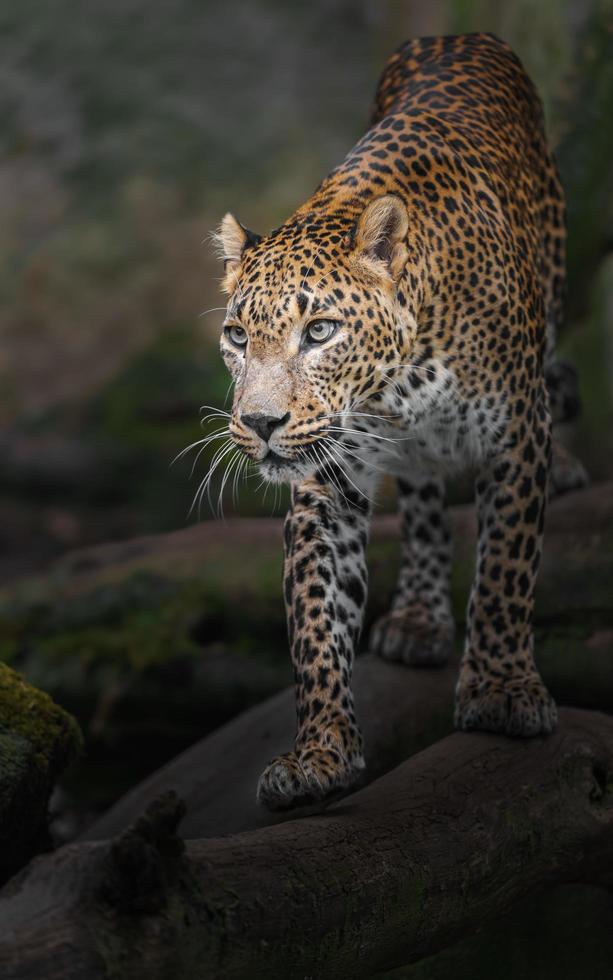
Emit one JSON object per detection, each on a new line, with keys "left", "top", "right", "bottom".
{"left": 0, "top": 708, "right": 612, "bottom": 980}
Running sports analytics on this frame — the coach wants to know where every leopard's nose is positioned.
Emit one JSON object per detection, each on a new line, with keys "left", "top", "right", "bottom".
{"left": 241, "top": 412, "right": 290, "bottom": 442}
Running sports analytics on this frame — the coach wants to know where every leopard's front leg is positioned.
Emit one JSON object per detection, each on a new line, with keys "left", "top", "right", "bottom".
{"left": 257, "top": 477, "right": 373, "bottom": 811}
{"left": 455, "top": 394, "right": 557, "bottom": 736}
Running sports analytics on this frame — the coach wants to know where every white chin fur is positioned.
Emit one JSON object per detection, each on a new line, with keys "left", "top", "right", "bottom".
{"left": 258, "top": 457, "right": 312, "bottom": 484}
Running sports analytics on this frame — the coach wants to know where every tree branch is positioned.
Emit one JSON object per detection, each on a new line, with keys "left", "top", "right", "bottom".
{"left": 1, "top": 708, "right": 612, "bottom": 980}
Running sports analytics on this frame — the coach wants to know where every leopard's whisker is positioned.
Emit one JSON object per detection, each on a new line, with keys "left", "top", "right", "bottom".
{"left": 199, "top": 404, "right": 231, "bottom": 417}
{"left": 261, "top": 477, "right": 272, "bottom": 508}
{"left": 217, "top": 447, "right": 243, "bottom": 520}
{"left": 320, "top": 411, "right": 402, "bottom": 423}
{"left": 327, "top": 425, "right": 414, "bottom": 445}
{"left": 193, "top": 439, "right": 232, "bottom": 513}
{"left": 313, "top": 445, "right": 353, "bottom": 510}
{"left": 207, "top": 439, "right": 242, "bottom": 514}
{"left": 375, "top": 362, "right": 438, "bottom": 377}
{"left": 189, "top": 429, "right": 233, "bottom": 478}
{"left": 199, "top": 415, "right": 231, "bottom": 430}
{"left": 310, "top": 269, "right": 333, "bottom": 292}
{"left": 198, "top": 307, "right": 228, "bottom": 319}
{"left": 172, "top": 427, "right": 231, "bottom": 468}
{"left": 300, "top": 245, "right": 325, "bottom": 291}
{"left": 229, "top": 451, "right": 245, "bottom": 508}
{"left": 322, "top": 439, "right": 375, "bottom": 506}
{"left": 190, "top": 438, "right": 236, "bottom": 517}
{"left": 300, "top": 443, "right": 347, "bottom": 508}
{"left": 223, "top": 379, "right": 235, "bottom": 409}
{"left": 203, "top": 441, "right": 238, "bottom": 517}
{"left": 322, "top": 437, "right": 390, "bottom": 475}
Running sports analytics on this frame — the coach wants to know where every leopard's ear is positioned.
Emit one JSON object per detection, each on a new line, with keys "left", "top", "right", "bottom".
{"left": 214, "top": 213, "right": 261, "bottom": 293}
{"left": 351, "top": 195, "right": 408, "bottom": 281}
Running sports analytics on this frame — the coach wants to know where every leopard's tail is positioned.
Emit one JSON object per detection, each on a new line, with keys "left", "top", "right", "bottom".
{"left": 540, "top": 156, "right": 582, "bottom": 425}
{"left": 538, "top": 151, "right": 588, "bottom": 494}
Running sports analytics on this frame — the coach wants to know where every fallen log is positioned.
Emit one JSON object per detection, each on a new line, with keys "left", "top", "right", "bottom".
{"left": 1, "top": 707, "right": 613, "bottom": 980}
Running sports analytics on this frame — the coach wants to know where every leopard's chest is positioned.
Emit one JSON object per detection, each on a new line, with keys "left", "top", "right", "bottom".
{"left": 349, "top": 363, "right": 508, "bottom": 475}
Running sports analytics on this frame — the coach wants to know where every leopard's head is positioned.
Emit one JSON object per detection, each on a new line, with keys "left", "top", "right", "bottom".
{"left": 215, "top": 195, "right": 414, "bottom": 483}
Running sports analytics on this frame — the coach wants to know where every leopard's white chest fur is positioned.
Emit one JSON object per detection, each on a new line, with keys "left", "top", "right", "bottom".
{"left": 341, "top": 361, "right": 509, "bottom": 479}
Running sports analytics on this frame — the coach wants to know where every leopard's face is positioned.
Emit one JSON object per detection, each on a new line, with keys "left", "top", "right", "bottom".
{"left": 220, "top": 260, "right": 399, "bottom": 483}
{"left": 215, "top": 196, "right": 413, "bottom": 483}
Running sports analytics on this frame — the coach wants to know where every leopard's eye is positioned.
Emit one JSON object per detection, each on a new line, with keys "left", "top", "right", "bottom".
{"left": 304, "top": 319, "right": 339, "bottom": 345}
{"left": 225, "top": 324, "right": 248, "bottom": 348}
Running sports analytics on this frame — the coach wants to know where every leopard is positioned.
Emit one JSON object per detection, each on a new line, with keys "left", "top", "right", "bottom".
{"left": 212, "top": 32, "right": 587, "bottom": 811}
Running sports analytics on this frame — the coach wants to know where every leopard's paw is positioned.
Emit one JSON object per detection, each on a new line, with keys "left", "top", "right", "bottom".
{"left": 454, "top": 674, "right": 557, "bottom": 737}
{"left": 256, "top": 744, "right": 363, "bottom": 812}
{"left": 370, "top": 606, "right": 453, "bottom": 667}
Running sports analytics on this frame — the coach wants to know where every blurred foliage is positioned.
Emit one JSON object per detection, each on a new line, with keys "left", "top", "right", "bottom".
{"left": 561, "top": 255, "right": 613, "bottom": 480}
{"left": 556, "top": 3, "right": 613, "bottom": 319}
{"left": 0, "top": 0, "right": 611, "bottom": 570}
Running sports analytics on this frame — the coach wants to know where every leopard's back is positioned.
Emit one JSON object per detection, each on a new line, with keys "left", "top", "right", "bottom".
{"left": 371, "top": 33, "right": 576, "bottom": 429}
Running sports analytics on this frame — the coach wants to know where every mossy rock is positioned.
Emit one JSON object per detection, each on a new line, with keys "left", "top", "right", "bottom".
{"left": 0, "top": 662, "right": 82, "bottom": 882}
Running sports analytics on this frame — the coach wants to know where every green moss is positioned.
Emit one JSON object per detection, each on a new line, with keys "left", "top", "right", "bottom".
{"left": 28, "top": 586, "right": 202, "bottom": 672}
{"left": 0, "top": 662, "right": 82, "bottom": 771}
{"left": 0, "top": 730, "right": 35, "bottom": 791}
{"left": 0, "top": 663, "right": 83, "bottom": 880}
{"left": 0, "top": 558, "right": 285, "bottom": 672}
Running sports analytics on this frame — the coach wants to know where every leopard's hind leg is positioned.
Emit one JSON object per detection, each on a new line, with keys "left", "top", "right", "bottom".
{"left": 369, "top": 473, "right": 454, "bottom": 667}
{"left": 455, "top": 388, "right": 557, "bottom": 737}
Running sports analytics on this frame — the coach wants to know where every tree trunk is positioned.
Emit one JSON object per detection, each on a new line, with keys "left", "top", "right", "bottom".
{"left": 1, "top": 708, "right": 612, "bottom": 980}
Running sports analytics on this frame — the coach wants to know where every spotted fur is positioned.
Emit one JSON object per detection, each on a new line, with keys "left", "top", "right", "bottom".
{"left": 214, "top": 33, "right": 586, "bottom": 810}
